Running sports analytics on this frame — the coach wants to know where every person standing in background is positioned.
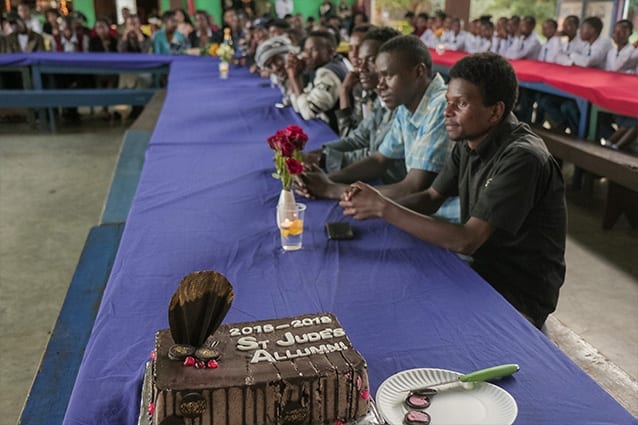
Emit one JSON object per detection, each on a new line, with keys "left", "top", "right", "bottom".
{"left": 276, "top": 0, "right": 294, "bottom": 19}
{"left": 319, "top": 0, "right": 334, "bottom": 23}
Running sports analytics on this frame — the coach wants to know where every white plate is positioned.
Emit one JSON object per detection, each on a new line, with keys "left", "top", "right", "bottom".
{"left": 376, "top": 368, "right": 517, "bottom": 425}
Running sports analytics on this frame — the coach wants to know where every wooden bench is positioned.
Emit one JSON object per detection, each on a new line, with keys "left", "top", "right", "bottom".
{"left": 18, "top": 223, "right": 124, "bottom": 425}
{"left": 536, "top": 127, "right": 638, "bottom": 229}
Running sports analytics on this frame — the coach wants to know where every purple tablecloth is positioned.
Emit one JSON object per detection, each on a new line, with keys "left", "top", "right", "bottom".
{"left": 0, "top": 52, "right": 181, "bottom": 68}
{"left": 63, "top": 59, "right": 636, "bottom": 425}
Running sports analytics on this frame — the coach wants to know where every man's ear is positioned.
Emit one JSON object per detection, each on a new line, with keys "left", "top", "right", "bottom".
{"left": 489, "top": 101, "right": 506, "bottom": 124}
{"left": 414, "top": 62, "right": 427, "bottom": 79}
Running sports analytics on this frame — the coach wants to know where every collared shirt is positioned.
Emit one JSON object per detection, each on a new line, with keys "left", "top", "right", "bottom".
{"left": 378, "top": 74, "right": 460, "bottom": 222}
{"left": 420, "top": 29, "right": 440, "bottom": 48}
{"left": 432, "top": 113, "right": 566, "bottom": 327}
{"left": 443, "top": 30, "right": 469, "bottom": 51}
{"left": 489, "top": 36, "right": 505, "bottom": 55}
{"left": 606, "top": 43, "right": 638, "bottom": 73}
{"left": 440, "top": 29, "right": 454, "bottom": 44}
{"left": 571, "top": 36, "right": 613, "bottom": 68}
{"left": 554, "top": 35, "right": 586, "bottom": 65}
{"left": 17, "top": 33, "right": 29, "bottom": 52}
{"left": 464, "top": 34, "right": 483, "bottom": 53}
{"left": 323, "top": 97, "right": 406, "bottom": 183}
{"left": 504, "top": 32, "right": 541, "bottom": 60}
{"left": 538, "top": 36, "right": 561, "bottom": 63}
{"left": 471, "top": 36, "right": 492, "bottom": 53}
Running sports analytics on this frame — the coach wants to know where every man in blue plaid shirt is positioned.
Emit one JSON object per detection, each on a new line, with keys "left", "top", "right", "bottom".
{"left": 296, "top": 35, "right": 459, "bottom": 223}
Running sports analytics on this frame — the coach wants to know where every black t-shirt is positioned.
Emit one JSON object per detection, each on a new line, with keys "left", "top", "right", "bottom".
{"left": 432, "top": 113, "right": 566, "bottom": 327}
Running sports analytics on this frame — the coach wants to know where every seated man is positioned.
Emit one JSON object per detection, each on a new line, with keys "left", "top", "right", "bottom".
{"left": 5, "top": 15, "right": 45, "bottom": 53}
{"left": 153, "top": 11, "right": 189, "bottom": 54}
{"left": 340, "top": 53, "right": 566, "bottom": 329}
{"left": 286, "top": 30, "right": 349, "bottom": 133}
{"left": 336, "top": 23, "right": 375, "bottom": 137}
{"left": 255, "top": 36, "right": 296, "bottom": 105}
{"left": 305, "top": 27, "right": 406, "bottom": 184}
{"left": 504, "top": 16, "right": 541, "bottom": 60}
{"left": 297, "top": 35, "right": 459, "bottom": 223}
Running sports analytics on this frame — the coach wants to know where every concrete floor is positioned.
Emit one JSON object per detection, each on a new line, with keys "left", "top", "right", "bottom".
{"left": 0, "top": 114, "right": 637, "bottom": 425}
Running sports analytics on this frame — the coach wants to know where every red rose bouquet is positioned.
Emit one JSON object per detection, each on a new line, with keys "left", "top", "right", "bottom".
{"left": 268, "top": 125, "right": 308, "bottom": 191}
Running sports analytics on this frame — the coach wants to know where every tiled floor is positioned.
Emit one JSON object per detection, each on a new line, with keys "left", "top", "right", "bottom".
{"left": 0, "top": 115, "right": 636, "bottom": 424}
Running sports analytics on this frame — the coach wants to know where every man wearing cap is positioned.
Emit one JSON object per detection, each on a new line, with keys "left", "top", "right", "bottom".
{"left": 255, "top": 35, "right": 296, "bottom": 105}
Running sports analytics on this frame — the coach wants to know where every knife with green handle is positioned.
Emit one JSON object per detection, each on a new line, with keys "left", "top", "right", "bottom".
{"left": 408, "top": 364, "right": 520, "bottom": 394}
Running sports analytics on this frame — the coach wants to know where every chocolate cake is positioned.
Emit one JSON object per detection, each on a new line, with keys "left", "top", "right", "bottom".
{"left": 149, "top": 312, "right": 370, "bottom": 424}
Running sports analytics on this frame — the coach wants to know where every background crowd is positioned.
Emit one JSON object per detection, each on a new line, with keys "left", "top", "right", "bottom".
{"left": 0, "top": 1, "right": 637, "bottom": 149}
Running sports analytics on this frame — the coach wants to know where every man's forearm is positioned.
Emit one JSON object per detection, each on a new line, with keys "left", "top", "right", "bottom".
{"left": 381, "top": 200, "right": 472, "bottom": 253}
{"left": 398, "top": 191, "right": 442, "bottom": 215}
{"left": 329, "top": 154, "right": 387, "bottom": 184}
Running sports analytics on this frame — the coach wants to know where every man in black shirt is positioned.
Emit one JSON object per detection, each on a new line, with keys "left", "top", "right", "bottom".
{"left": 340, "top": 53, "right": 566, "bottom": 328}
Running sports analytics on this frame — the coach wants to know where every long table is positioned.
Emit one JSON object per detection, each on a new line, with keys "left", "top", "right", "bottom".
{"left": 62, "top": 58, "right": 636, "bottom": 424}
{"left": 430, "top": 49, "right": 638, "bottom": 139}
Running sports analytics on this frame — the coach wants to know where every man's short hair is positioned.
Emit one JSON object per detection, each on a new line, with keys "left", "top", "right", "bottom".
{"left": 378, "top": 35, "right": 432, "bottom": 77}
{"left": 405, "top": 11, "right": 415, "bottom": 19}
{"left": 161, "top": 11, "right": 175, "bottom": 22}
{"left": 95, "top": 16, "right": 111, "bottom": 27}
{"left": 417, "top": 12, "right": 429, "bottom": 20}
{"left": 307, "top": 30, "right": 337, "bottom": 49}
{"left": 269, "top": 18, "right": 291, "bottom": 30}
{"left": 544, "top": 19, "right": 558, "bottom": 30}
{"left": 564, "top": 15, "right": 580, "bottom": 27}
{"left": 523, "top": 16, "right": 536, "bottom": 28}
{"left": 449, "top": 52, "right": 519, "bottom": 116}
{"left": 362, "top": 26, "right": 401, "bottom": 44}
{"left": 583, "top": 16, "right": 603, "bottom": 35}
{"left": 616, "top": 19, "right": 633, "bottom": 32}
{"left": 351, "top": 23, "right": 374, "bottom": 35}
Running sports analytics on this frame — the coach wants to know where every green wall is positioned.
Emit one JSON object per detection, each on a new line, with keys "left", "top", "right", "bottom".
{"left": 125, "top": 0, "right": 355, "bottom": 28}
{"left": 74, "top": 0, "right": 96, "bottom": 27}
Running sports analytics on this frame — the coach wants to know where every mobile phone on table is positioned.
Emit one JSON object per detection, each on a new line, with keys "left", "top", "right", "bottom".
{"left": 325, "top": 222, "right": 354, "bottom": 240}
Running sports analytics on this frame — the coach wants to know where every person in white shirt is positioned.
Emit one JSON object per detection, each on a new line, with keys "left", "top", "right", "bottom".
{"left": 439, "top": 16, "right": 453, "bottom": 44}
{"left": 601, "top": 19, "right": 638, "bottom": 152}
{"left": 538, "top": 19, "right": 561, "bottom": 63}
{"left": 606, "top": 19, "right": 637, "bottom": 73}
{"left": 539, "top": 15, "right": 585, "bottom": 132}
{"left": 275, "top": 0, "right": 294, "bottom": 19}
{"left": 558, "top": 17, "right": 613, "bottom": 136}
{"left": 420, "top": 25, "right": 439, "bottom": 48}
{"left": 519, "top": 19, "right": 561, "bottom": 125}
{"left": 443, "top": 17, "right": 468, "bottom": 51}
{"left": 505, "top": 16, "right": 541, "bottom": 60}
{"left": 557, "top": 16, "right": 611, "bottom": 69}
{"left": 17, "top": 2, "right": 42, "bottom": 34}
{"left": 506, "top": 15, "right": 520, "bottom": 50}
{"left": 490, "top": 17, "right": 508, "bottom": 55}
{"left": 464, "top": 18, "right": 482, "bottom": 53}
{"left": 469, "top": 19, "right": 493, "bottom": 53}
{"left": 554, "top": 15, "right": 586, "bottom": 65}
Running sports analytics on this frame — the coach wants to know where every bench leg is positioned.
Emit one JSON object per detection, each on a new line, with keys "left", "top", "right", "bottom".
{"left": 603, "top": 182, "right": 638, "bottom": 230}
